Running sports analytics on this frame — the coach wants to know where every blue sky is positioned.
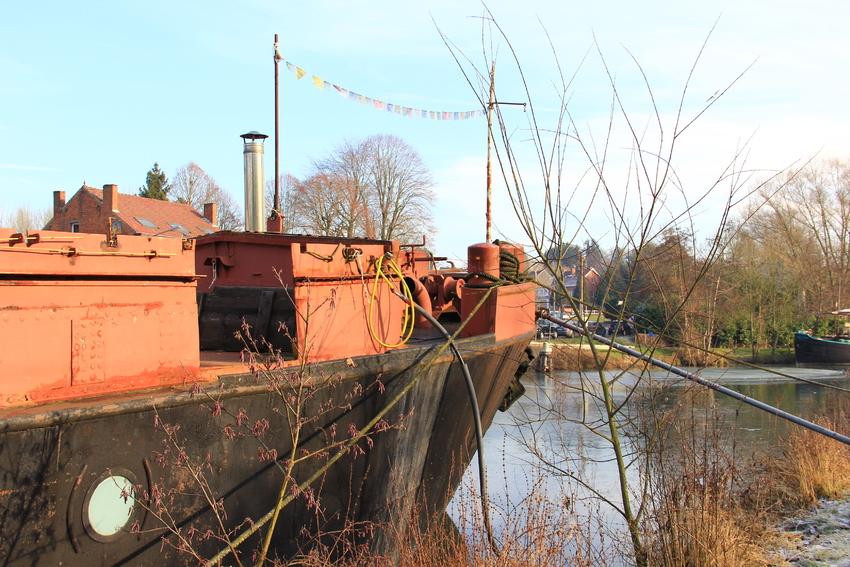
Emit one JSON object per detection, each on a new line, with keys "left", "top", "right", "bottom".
{"left": 2, "top": 0, "right": 849, "bottom": 261}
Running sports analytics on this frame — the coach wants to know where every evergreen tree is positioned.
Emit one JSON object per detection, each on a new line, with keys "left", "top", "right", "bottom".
{"left": 138, "top": 162, "right": 171, "bottom": 200}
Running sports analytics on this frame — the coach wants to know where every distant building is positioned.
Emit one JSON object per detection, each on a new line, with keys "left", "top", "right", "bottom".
{"left": 45, "top": 184, "right": 218, "bottom": 238}
{"left": 561, "top": 265, "right": 601, "bottom": 302}
{"left": 527, "top": 260, "right": 601, "bottom": 312}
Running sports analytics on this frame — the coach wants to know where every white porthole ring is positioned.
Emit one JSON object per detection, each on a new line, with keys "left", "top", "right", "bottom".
{"left": 81, "top": 469, "right": 139, "bottom": 543}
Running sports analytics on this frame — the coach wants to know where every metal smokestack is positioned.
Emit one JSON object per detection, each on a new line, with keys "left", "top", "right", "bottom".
{"left": 240, "top": 131, "right": 268, "bottom": 232}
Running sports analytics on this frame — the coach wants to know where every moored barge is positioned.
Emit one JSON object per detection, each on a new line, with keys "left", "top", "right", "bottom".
{"left": 794, "top": 329, "right": 850, "bottom": 366}
{"left": 0, "top": 226, "right": 536, "bottom": 565}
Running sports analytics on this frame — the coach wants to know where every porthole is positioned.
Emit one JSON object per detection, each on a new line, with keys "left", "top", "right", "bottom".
{"left": 82, "top": 469, "right": 138, "bottom": 542}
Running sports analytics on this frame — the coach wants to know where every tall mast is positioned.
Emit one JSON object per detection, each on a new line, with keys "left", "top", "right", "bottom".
{"left": 273, "top": 34, "right": 280, "bottom": 212}
{"left": 486, "top": 62, "right": 495, "bottom": 243}
{"left": 485, "top": 63, "right": 525, "bottom": 244}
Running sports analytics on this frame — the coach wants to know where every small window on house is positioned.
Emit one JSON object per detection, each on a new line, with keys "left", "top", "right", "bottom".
{"left": 135, "top": 217, "right": 158, "bottom": 230}
{"left": 168, "top": 223, "right": 191, "bottom": 236}
{"left": 198, "top": 226, "right": 215, "bottom": 234}
{"left": 70, "top": 222, "right": 80, "bottom": 233}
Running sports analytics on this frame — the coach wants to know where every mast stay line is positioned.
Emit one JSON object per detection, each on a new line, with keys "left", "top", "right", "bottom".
{"left": 539, "top": 310, "right": 850, "bottom": 447}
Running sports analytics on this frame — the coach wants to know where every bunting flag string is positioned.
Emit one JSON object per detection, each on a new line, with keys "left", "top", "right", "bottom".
{"left": 276, "top": 53, "right": 484, "bottom": 121}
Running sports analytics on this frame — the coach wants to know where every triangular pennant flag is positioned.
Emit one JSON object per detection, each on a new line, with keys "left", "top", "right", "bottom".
{"left": 280, "top": 57, "right": 484, "bottom": 120}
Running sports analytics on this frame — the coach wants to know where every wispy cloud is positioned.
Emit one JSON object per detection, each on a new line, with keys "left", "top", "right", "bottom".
{"left": 0, "top": 164, "right": 59, "bottom": 171}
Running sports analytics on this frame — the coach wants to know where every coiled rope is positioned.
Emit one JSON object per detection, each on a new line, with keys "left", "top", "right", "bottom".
{"left": 465, "top": 244, "right": 534, "bottom": 289}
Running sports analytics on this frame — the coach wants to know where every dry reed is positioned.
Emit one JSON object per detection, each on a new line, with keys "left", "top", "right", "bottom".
{"left": 767, "top": 413, "right": 850, "bottom": 507}
{"left": 277, "top": 484, "right": 611, "bottom": 567}
{"left": 638, "top": 385, "right": 771, "bottom": 567}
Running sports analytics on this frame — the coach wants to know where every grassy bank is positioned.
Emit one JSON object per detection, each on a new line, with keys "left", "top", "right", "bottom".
{"left": 533, "top": 339, "right": 795, "bottom": 371}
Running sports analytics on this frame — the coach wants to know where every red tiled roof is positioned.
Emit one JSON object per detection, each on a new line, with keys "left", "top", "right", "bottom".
{"left": 85, "top": 186, "right": 216, "bottom": 237}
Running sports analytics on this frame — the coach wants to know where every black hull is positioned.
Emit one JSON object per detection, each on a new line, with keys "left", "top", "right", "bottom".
{"left": 794, "top": 331, "right": 850, "bottom": 366}
{"left": 0, "top": 332, "right": 533, "bottom": 566}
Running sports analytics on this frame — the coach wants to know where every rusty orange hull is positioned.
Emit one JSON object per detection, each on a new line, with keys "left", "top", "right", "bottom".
{"left": 0, "top": 229, "right": 536, "bottom": 566}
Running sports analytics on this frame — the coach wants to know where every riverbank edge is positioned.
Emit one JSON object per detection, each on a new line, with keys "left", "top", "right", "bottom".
{"left": 530, "top": 339, "right": 796, "bottom": 371}
{"left": 768, "top": 496, "right": 850, "bottom": 566}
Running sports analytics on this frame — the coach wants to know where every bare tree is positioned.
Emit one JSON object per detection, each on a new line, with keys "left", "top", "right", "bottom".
{"left": 308, "top": 139, "right": 372, "bottom": 238}
{"left": 265, "top": 173, "right": 305, "bottom": 234}
{"left": 171, "top": 162, "right": 243, "bottom": 230}
{"left": 292, "top": 172, "right": 348, "bottom": 236}
{"left": 439, "top": 13, "right": 768, "bottom": 566}
{"left": 291, "top": 136, "right": 436, "bottom": 241}
{"left": 363, "top": 134, "right": 436, "bottom": 242}
{"left": 171, "top": 162, "right": 209, "bottom": 209}
{"left": 0, "top": 205, "right": 51, "bottom": 232}
{"left": 749, "top": 158, "right": 850, "bottom": 313}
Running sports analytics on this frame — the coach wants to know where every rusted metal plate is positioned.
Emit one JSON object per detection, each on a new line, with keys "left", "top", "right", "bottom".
{"left": 194, "top": 231, "right": 398, "bottom": 291}
{"left": 0, "top": 229, "right": 196, "bottom": 278}
{"left": 0, "top": 230, "right": 200, "bottom": 408}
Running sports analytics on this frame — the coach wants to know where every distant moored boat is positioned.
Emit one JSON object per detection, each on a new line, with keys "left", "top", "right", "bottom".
{"left": 794, "top": 313, "right": 850, "bottom": 366}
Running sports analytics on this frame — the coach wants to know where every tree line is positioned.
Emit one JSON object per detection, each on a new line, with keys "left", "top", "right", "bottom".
{"left": 0, "top": 205, "right": 51, "bottom": 233}
{"left": 4, "top": 134, "right": 435, "bottom": 241}
{"left": 583, "top": 156, "right": 850, "bottom": 355}
{"left": 139, "top": 134, "right": 435, "bottom": 242}
{"left": 264, "top": 134, "right": 436, "bottom": 242}
{"left": 138, "top": 161, "right": 244, "bottom": 230}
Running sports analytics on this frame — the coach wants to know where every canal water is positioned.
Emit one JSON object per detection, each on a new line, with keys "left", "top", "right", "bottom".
{"left": 450, "top": 365, "right": 850, "bottom": 562}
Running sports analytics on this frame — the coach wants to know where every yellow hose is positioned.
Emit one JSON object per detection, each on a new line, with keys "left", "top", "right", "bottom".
{"left": 367, "top": 253, "right": 415, "bottom": 348}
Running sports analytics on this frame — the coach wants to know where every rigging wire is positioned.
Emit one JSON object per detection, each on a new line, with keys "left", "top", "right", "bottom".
{"left": 399, "top": 292, "right": 502, "bottom": 557}
{"left": 539, "top": 310, "right": 850, "bottom": 446}
{"left": 557, "top": 295, "right": 850, "bottom": 394}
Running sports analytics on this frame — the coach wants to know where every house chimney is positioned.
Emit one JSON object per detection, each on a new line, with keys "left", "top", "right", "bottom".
{"left": 203, "top": 202, "right": 218, "bottom": 227}
{"left": 103, "top": 184, "right": 118, "bottom": 212}
{"left": 240, "top": 131, "right": 268, "bottom": 232}
{"left": 53, "top": 191, "right": 66, "bottom": 215}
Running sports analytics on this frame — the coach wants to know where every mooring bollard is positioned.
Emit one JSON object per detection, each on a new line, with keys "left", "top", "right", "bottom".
{"left": 537, "top": 341, "right": 552, "bottom": 371}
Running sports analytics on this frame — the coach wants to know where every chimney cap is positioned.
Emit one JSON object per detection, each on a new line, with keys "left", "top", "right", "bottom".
{"left": 240, "top": 131, "right": 268, "bottom": 141}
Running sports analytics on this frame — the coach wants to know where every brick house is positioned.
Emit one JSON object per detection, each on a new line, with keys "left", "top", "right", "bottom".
{"left": 562, "top": 265, "right": 600, "bottom": 301}
{"left": 45, "top": 184, "right": 218, "bottom": 238}
{"left": 527, "top": 260, "right": 601, "bottom": 311}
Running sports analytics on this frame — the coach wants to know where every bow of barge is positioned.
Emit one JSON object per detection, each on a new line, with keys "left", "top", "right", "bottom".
{"left": 0, "top": 227, "right": 535, "bottom": 565}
